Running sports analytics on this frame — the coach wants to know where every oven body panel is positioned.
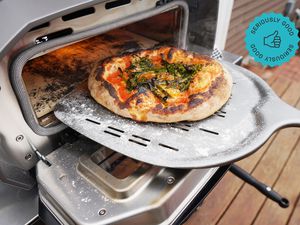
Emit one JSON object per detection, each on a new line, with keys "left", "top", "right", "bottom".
{"left": 0, "top": 0, "right": 109, "bottom": 59}
{"left": 36, "top": 138, "right": 220, "bottom": 225}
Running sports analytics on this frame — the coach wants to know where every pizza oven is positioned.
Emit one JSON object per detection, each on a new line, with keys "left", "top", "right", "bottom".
{"left": 0, "top": 0, "right": 258, "bottom": 224}
{"left": 2, "top": 0, "right": 300, "bottom": 224}
{"left": 1, "top": 0, "right": 231, "bottom": 167}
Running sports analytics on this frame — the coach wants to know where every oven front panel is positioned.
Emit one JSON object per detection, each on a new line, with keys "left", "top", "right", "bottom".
{"left": 36, "top": 138, "right": 218, "bottom": 225}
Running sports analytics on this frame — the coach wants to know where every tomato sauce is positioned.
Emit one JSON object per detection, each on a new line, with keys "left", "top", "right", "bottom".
{"left": 106, "top": 70, "right": 122, "bottom": 84}
{"left": 106, "top": 69, "right": 134, "bottom": 102}
{"left": 118, "top": 86, "right": 133, "bottom": 101}
{"left": 123, "top": 56, "right": 131, "bottom": 68}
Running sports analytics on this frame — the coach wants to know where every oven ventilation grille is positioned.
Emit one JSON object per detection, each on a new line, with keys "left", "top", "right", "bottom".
{"left": 62, "top": 7, "right": 95, "bottom": 21}
{"left": 35, "top": 28, "right": 73, "bottom": 44}
{"left": 30, "top": 22, "right": 50, "bottom": 32}
{"left": 105, "top": 0, "right": 131, "bottom": 9}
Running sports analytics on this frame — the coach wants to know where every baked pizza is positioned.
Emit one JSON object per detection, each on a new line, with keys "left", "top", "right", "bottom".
{"left": 88, "top": 47, "right": 232, "bottom": 122}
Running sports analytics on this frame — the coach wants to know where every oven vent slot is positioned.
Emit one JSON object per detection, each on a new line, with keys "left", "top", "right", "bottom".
{"left": 105, "top": 0, "right": 131, "bottom": 9}
{"left": 62, "top": 7, "right": 95, "bottom": 21}
{"left": 35, "top": 28, "right": 73, "bottom": 44}
{"left": 29, "top": 22, "right": 50, "bottom": 32}
{"left": 156, "top": 0, "right": 173, "bottom": 7}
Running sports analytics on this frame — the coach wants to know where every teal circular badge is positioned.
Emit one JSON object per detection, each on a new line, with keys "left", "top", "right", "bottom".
{"left": 245, "top": 12, "right": 299, "bottom": 67}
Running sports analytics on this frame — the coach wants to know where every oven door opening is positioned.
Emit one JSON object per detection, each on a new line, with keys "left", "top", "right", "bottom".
{"left": 10, "top": 1, "right": 188, "bottom": 136}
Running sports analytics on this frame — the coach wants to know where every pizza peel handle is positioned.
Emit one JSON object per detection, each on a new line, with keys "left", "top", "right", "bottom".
{"left": 261, "top": 95, "right": 300, "bottom": 128}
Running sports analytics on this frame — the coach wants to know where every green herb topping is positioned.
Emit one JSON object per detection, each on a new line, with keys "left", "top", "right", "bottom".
{"left": 125, "top": 56, "right": 203, "bottom": 101}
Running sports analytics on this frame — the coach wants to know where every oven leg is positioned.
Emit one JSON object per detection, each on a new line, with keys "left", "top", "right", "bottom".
{"left": 229, "top": 164, "right": 289, "bottom": 208}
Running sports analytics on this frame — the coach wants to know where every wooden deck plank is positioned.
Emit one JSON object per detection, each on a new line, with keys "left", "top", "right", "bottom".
{"left": 252, "top": 138, "right": 300, "bottom": 225}
{"left": 184, "top": 75, "right": 292, "bottom": 225}
{"left": 288, "top": 194, "right": 300, "bottom": 225}
{"left": 184, "top": 135, "right": 276, "bottom": 225}
{"left": 215, "top": 82, "right": 300, "bottom": 225}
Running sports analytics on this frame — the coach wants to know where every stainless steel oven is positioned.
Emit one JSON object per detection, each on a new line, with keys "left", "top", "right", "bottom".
{"left": 4, "top": 1, "right": 298, "bottom": 225}
{"left": 0, "top": 1, "right": 236, "bottom": 224}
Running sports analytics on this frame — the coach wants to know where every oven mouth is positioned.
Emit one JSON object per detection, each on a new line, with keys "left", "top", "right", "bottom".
{"left": 10, "top": 0, "right": 188, "bottom": 136}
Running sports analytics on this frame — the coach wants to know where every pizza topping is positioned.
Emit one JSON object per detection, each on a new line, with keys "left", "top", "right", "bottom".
{"left": 123, "top": 55, "right": 204, "bottom": 102}
{"left": 102, "top": 48, "right": 220, "bottom": 110}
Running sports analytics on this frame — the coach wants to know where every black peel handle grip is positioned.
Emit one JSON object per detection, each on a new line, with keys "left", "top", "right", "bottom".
{"left": 230, "top": 164, "right": 289, "bottom": 208}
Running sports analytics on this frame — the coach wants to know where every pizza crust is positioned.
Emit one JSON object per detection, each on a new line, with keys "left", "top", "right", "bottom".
{"left": 88, "top": 47, "right": 232, "bottom": 123}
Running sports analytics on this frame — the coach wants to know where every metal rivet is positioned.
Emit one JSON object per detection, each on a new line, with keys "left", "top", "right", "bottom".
{"left": 16, "top": 135, "right": 24, "bottom": 142}
{"left": 25, "top": 153, "right": 32, "bottom": 160}
{"left": 167, "top": 176, "right": 175, "bottom": 184}
{"left": 99, "top": 208, "right": 106, "bottom": 216}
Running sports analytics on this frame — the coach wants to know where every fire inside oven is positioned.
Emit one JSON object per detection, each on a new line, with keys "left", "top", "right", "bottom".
{"left": 21, "top": 8, "right": 183, "bottom": 128}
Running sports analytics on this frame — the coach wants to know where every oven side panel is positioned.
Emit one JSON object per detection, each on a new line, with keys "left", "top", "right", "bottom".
{"left": 0, "top": 57, "right": 52, "bottom": 170}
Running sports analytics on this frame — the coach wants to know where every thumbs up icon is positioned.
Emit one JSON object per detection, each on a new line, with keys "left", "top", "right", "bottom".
{"left": 263, "top": 30, "right": 281, "bottom": 48}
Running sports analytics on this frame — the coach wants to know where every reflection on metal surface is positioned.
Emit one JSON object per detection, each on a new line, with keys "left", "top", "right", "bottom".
{"left": 78, "top": 147, "right": 160, "bottom": 199}
{"left": 0, "top": 181, "right": 38, "bottom": 225}
{"left": 37, "top": 138, "right": 216, "bottom": 225}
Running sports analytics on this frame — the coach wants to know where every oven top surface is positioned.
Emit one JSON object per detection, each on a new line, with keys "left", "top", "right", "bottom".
{"left": 0, "top": 0, "right": 104, "bottom": 59}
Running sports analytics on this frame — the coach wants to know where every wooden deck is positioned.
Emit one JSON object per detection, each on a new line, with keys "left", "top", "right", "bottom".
{"left": 185, "top": 56, "right": 300, "bottom": 225}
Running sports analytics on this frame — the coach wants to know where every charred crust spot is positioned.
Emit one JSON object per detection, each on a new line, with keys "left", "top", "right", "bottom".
{"left": 138, "top": 86, "right": 148, "bottom": 93}
{"left": 100, "top": 34, "right": 117, "bottom": 42}
{"left": 208, "top": 75, "right": 224, "bottom": 94}
{"left": 152, "top": 104, "right": 184, "bottom": 114}
{"left": 103, "top": 79, "right": 131, "bottom": 110}
{"left": 136, "top": 98, "right": 143, "bottom": 105}
{"left": 154, "top": 103, "right": 163, "bottom": 111}
{"left": 167, "top": 105, "right": 184, "bottom": 113}
{"left": 187, "top": 74, "right": 225, "bottom": 109}
{"left": 167, "top": 47, "right": 175, "bottom": 61}
{"left": 121, "top": 92, "right": 149, "bottom": 109}
{"left": 188, "top": 97, "right": 203, "bottom": 108}
{"left": 103, "top": 80, "right": 119, "bottom": 100}
{"left": 95, "top": 66, "right": 104, "bottom": 81}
